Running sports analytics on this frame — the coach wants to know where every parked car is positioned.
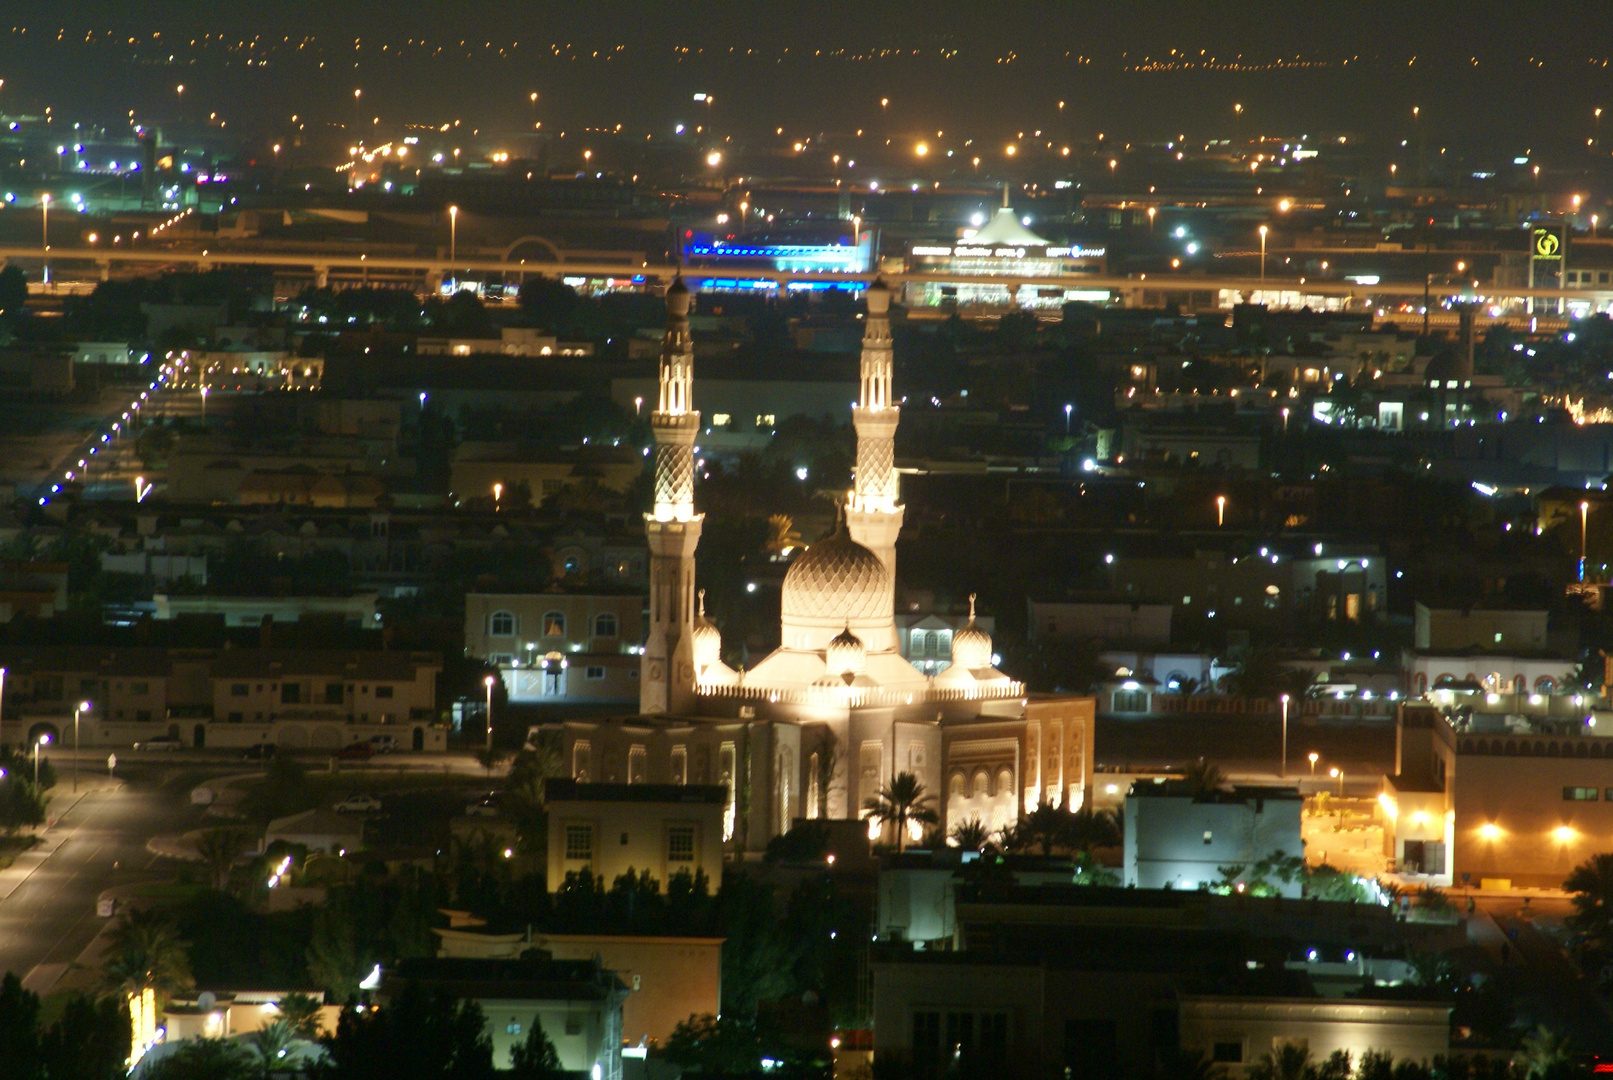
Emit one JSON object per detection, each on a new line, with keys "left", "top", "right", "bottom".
{"left": 333, "top": 793, "right": 383, "bottom": 813}
{"left": 365, "top": 734, "right": 399, "bottom": 753}
{"left": 334, "top": 742, "right": 374, "bottom": 761}
{"left": 464, "top": 794, "right": 501, "bottom": 817}
{"left": 133, "top": 736, "right": 182, "bottom": 751}
{"left": 240, "top": 742, "right": 278, "bottom": 760}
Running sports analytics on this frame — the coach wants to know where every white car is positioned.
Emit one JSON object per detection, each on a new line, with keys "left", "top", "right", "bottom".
{"left": 333, "top": 794, "right": 383, "bottom": 813}
{"left": 133, "top": 736, "right": 183, "bottom": 751}
{"left": 464, "top": 795, "right": 500, "bottom": 817}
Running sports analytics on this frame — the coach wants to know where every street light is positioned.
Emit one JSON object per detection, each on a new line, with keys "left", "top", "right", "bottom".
{"left": 34, "top": 733, "right": 49, "bottom": 785}
{"left": 1258, "top": 225, "right": 1268, "bottom": 289}
{"left": 1216, "top": 495, "right": 1227, "bottom": 527}
{"left": 448, "top": 205, "right": 458, "bottom": 263}
{"left": 200, "top": 385, "right": 208, "bottom": 419}
{"left": 1582, "top": 500, "right": 1591, "bottom": 582}
{"left": 1329, "top": 766, "right": 1344, "bottom": 796}
{"left": 1279, "top": 694, "right": 1290, "bottom": 779}
{"left": 0, "top": 667, "right": 6, "bottom": 751}
{"left": 40, "top": 193, "right": 49, "bottom": 284}
{"left": 73, "top": 701, "right": 89, "bottom": 792}
{"left": 1064, "top": 403, "right": 1073, "bottom": 434}
{"left": 493, "top": 482, "right": 503, "bottom": 509}
{"left": 483, "top": 675, "right": 496, "bottom": 752}
{"left": 1308, "top": 751, "right": 1319, "bottom": 776}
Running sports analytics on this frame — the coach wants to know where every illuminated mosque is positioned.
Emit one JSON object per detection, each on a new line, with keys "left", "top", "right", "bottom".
{"left": 544, "top": 278, "right": 1094, "bottom": 855}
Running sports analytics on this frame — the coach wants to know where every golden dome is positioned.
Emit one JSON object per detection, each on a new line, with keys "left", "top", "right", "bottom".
{"left": 781, "top": 524, "right": 889, "bottom": 624}
{"left": 952, "top": 593, "right": 993, "bottom": 670}
{"left": 692, "top": 589, "right": 722, "bottom": 670}
{"left": 826, "top": 625, "right": 868, "bottom": 676}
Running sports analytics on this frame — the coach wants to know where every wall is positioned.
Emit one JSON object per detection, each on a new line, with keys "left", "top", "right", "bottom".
{"left": 1451, "top": 736, "right": 1613, "bottom": 888}
{"left": 1178, "top": 997, "right": 1450, "bottom": 1076}
{"left": 1414, "top": 605, "right": 1547, "bottom": 652}
{"left": 536, "top": 935, "right": 720, "bottom": 1047}
{"left": 1124, "top": 790, "right": 1304, "bottom": 894}
{"left": 546, "top": 790, "right": 726, "bottom": 890}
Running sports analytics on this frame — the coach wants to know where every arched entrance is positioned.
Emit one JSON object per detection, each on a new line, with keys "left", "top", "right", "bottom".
{"left": 193, "top": 724, "right": 206, "bottom": 749}
{"left": 412, "top": 726, "right": 425, "bottom": 751}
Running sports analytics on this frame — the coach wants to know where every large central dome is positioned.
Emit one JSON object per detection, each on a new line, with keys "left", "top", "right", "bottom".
{"left": 781, "top": 526, "right": 888, "bottom": 622}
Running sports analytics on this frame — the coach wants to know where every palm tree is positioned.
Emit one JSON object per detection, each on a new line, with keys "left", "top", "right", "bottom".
{"left": 247, "top": 1020, "right": 301, "bottom": 1078}
{"left": 1066, "top": 806, "right": 1121, "bottom": 852}
{"left": 1181, "top": 759, "right": 1229, "bottom": 801}
{"left": 272, "top": 992, "right": 323, "bottom": 1040}
{"left": 862, "top": 772, "right": 938, "bottom": 853}
{"left": 949, "top": 819, "right": 991, "bottom": 852}
{"left": 475, "top": 746, "right": 509, "bottom": 779}
{"left": 100, "top": 907, "right": 193, "bottom": 1002}
{"left": 193, "top": 827, "right": 254, "bottom": 892}
{"left": 1516, "top": 1025, "right": 1572, "bottom": 1079}
{"left": 1247, "top": 1041, "right": 1312, "bottom": 1080}
{"left": 1005, "top": 803, "right": 1073, "bottom": 856}
{"left": 763, "top": 514, "right": 801, "bottom": 560}
{"left": 1565, "top": 852, "right": 1613, "bottom": 950}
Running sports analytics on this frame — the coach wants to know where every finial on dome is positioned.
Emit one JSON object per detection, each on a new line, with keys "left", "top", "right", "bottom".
{"left": 698, "top": 588, "right": 706, "bottom": 617}
{"left": 968, "top": 592, "right": 977, "bottom": 620}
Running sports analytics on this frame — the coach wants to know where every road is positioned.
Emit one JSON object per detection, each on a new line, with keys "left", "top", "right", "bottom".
{"left": 1475, "top": 895, "right": 1613, "bottom": 1055}
{"left": 0, "top": 769, "right": 197, "bottom": 993}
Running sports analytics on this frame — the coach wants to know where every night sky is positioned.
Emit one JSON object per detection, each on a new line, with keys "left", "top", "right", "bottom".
{"left": 2, "top": 2, "right": 1612, "bottom": 153}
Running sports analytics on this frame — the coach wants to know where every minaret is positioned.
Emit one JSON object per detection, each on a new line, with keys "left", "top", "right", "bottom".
{"left": 846, "top": 278, "right": 903, "bottom": 620}
{"left": 641, "top": 278, "right": 703, "bottom": 715}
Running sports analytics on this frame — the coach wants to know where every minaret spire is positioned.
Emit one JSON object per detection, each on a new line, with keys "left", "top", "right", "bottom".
{"left": 846, "top": 278, "right": 904, "bottom": 642}
{"left": 641, "top": 277, "right": 704, "bottom": 715}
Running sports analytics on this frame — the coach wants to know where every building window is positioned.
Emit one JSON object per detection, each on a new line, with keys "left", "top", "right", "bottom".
{"left": 375, "top": 685, "right": 394, "bottom": 699}
{"left": 490, "top": 610, "right": 517, "bottom": 637}
{"left": 281, "top": 683, "right": 301, "bottom": 705}
{"left": 1111, "top": 689, "right": 1148, "bottom": 713}
{"left": 231, "top": 683, "right": 249, "bottom": 697}
{"left": 564, "top": 824, "right": 593, "bottom": 861}
{"left": 628, "top": 745, "right": 647, "bottom": 784}
{"left": 668, "top": 825, "right": 695, "bottom": 863}
{"left": 325, "top": 682, "right": 344, "bottom": 704}
{"left": 1212, "top": 1042, "right": 1245, "bottom": 1064}
{"left": 1565, "top": 787, "right": 1599, "bottom": 801}
{"left": 593, "top": 612, "right": 618, "bottom": 638}
{"left": 672, "top": 746, "right": 687, "bottom": 785}
{"left": 572, "top": 741, "right": 591, "bottom": 782}
{"left": 130, "top": 682, "right": 149, "bottom": 695}
{"left": 542, "top": 611, "right": 566, "bottom": 638}
{"left": 585, "top": 666, "right": 605, "bottom": 681}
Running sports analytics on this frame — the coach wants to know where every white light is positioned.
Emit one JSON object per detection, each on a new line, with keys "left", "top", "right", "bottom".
{"left": 359, "top": 964, "right": 382, "bottom": 990}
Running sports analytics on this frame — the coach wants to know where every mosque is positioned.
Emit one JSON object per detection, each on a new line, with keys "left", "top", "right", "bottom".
{"left": 541, "top": 278, "right": 1095, "bottom": 857}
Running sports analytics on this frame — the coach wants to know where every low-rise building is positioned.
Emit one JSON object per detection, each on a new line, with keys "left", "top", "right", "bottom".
{"left": 1124, "top": 782, "right": 1304, "bottom": 895}
{"left": 434, "top": 928, "right": 722, "bottom": 1047}
{"left": 467, "top": 591, "right": 644, "bottom": 703}
{"left": 264, "top": 809, "right": 363, "bottom": 854}
{"left": 380, "top": 956, "right": 627, "bottom": 1080}
{"left": 544, "top": 780, "right": 726, "bottom": 890}
{"left": 1414, "top": 602, "right": 1547, "bottom": 653}
{"left": 1178, "top": 996, "right": 1451, "bottom": 1077}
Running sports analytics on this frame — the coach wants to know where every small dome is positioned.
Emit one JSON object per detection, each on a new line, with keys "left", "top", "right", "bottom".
{"left": 691, "top": 589, "right": 722, "bottom": 669}
{"left": 865, "top": 277, "right": 891, "bottom": 316}
{"left": 952, "top": 593, "right": 993, "bottom": 669}
{"left": 781, "top": 523, "right": 889, "bottom": 624}
{"left": 826, "top": 625, "right": 867, "bottom": 676}
{"left": 666, "top": 276, "right": 691, "bottom": 316}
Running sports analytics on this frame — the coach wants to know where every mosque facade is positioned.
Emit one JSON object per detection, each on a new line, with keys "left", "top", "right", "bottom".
{"left": 541, "top": 278, "right": 1094, "bottom": 855}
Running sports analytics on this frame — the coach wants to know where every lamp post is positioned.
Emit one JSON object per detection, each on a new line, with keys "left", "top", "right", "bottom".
{"left": 483, "top": 675, "right": 495, "bottom": 752}
{"left": 200, "top": 385, "right": 208, "bottom": 419}
{"left": 448, "top": 205, "right": 458, "bottom": 264}
{"left": 1279, "top": 694, "right": 1290, "bottom": 779}
{"left": 0, "top": 667, "right": 6, "bottom": 751}
{"left": 73, "top": 701, "right": 89, "bottom": 792}
{"left": 1064, "top": 403, "right": 1072, "bottom": 434}
{"left": 1308, "top": 751, "right": 1319, "bottom": 777}
{"left": 1216, "top": 495, "right": 1227, "bottom": 527}
{"left": 1258, "top": 225, "right": 1268, "bottom": 290}
{"left": 34, "top": 733, "right": 48, "bottom": 785}
{"left": 1582, "top": 500, "right": 1591, "bottom": 582}
{"left": 1329, "top": 766, "right": 1344, "bottom": 797}
{"left": 493, "top": 482, "right": 503, "bottom": 510}
{"left": 40, "top": 193, "right": 49, "bottom": 284}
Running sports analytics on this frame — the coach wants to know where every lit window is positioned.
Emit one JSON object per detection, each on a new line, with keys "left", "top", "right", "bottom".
{"left": 564, "top": 824, "right": 593, "bottom": 861}
{"left": 543, "top": 611, "right": 566, "bottom": 637}
{"left": 667, "top": 825, "right": 695, "bottom": 862}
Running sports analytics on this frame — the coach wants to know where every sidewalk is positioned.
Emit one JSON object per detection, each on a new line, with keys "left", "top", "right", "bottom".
{"left": 0, "top": 777, "right": 122, "bottom": 902}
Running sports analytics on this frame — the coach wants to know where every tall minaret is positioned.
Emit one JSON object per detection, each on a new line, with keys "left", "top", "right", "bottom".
{"left": 640, "top": 278, "right": 703, "bottom": 715}
{"left": 846, "top": 278, "right": 903, "bottom": 621}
